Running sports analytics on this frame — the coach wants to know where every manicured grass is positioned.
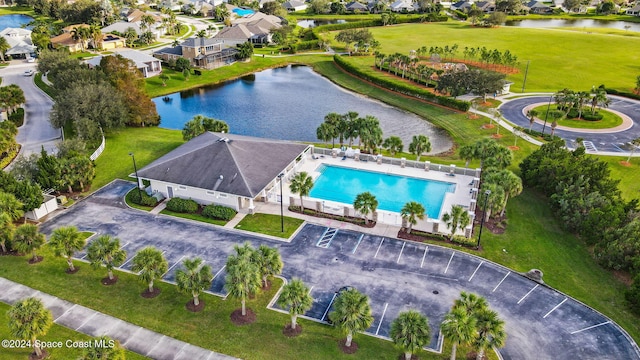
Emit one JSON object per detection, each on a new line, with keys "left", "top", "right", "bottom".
{"left": 364, "top": 22, "right": 640, "bottom": 92}
{"left": 531, "top": 104, "right": 623, "bottom": 129}
{"left": 0, "top": 302, "right": 148, "bottom": 360}
{"left": 601, "top": 155, "right": 640, "bottom": 200}
{"left": 0, "top": 6, "right": 33, "bottom": 15}
{"left": 90, "top": 127, "right": 184, "bottom": 192}
{"left": 235, "top": 213, "right": 305, "bottom": 238}
{"left": 159, "top": 209, "right": 228, "bottom": 226}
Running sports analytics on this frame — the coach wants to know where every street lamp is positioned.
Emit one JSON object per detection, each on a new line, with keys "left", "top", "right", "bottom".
{"left": 476, "top": 189, "right": 491, "bottom": 249}
{"left": 129, "top": 152, "right": 142, "bottom": 201}
{"left": 278, "top": 173, "right": 285, "bottom": 233}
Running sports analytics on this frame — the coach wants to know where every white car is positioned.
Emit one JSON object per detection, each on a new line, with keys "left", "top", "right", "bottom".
{"left": 24, "top": 69, "right": 34, "bottom": 76}
{"left": 26, "top": 57, "right": 35, "bottom": 63}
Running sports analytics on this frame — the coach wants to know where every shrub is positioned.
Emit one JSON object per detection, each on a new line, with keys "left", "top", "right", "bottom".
{"left": 626, "top": 274, "right": 640, "bottom": 315}
{"left": 8, "top": 108, "right": 24, "bottom": 127}
{"left": 166, "top": 198, "right": 199, "bottom": 213}
{"left": 202, "top": 204, "right": 237, "bottom": 220}
{"left": 128, "top": 189, "right": 158, "bottom": 207}
{"left": 451, "top": 235, "right": 475, "bottom": 247}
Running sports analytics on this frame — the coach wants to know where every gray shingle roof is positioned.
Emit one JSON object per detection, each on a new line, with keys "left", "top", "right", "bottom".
{"left": 137, "top": 132, "right": 309, "bottom": 198}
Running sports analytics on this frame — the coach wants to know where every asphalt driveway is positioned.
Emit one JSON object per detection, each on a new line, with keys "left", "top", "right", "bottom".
{"left": 40, "top": 180, "right": 640, "bottom": 360}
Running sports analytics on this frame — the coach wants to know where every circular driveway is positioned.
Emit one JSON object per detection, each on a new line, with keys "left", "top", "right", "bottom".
{"left": 500, "top": 96, "right": 640, "bottom": 153}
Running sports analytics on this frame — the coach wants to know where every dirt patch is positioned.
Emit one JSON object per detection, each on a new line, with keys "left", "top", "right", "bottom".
{"left": 230, "top": 308, "right": 256, "bottom": 325}
{"left": 468, "top": 114, "right": 480, "bottom": 120}
{"left": 491, "top": 134, "right": 503, "bottom": 139}
{"left": 65, "top": 267, "right": 80, "bottom": 274}
{"left": 620, "top": 161, "right": 632, "bottom": 167}
{"left": 28, "top": 256, "right": 43, "bottom": 264}
{"left": 282, "top": 323, "right": 303, "bottom": 337}
{"left": 101, "top": 276, "right": 118, "bottom": 285}
{"left": 262, "top": 280, "right": 272, "bottom": 291}
{"left": 508, "top": 146, "right": 520, "bottom": 151}
{"left": 29, "top": 350, "right": 48, "bottom": 360}
{"left": 482, "top": 124, "right": 495, "bottom": 129}
{"left": 613, "top": 270, "right": 633, "bottom": 286}
{"left": 141, "top": 288, "right": 161, "bottom": 299}
{"left": 185, "top": 299, "right": 205, "bottom": 312}
{"left": 338, "top": 339, "right": 359, "bottom": 354}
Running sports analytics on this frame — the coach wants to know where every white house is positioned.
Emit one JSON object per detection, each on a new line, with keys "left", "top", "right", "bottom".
{"left": 283, "top": 0, "right": 308, "bottom": 11}
{"left": 390, "top": 0, "right": 417, "bottom": 12}
{"left": 136, "top": 132, "right": 311, "bottom": 212}
{"left": 0, "top": 28, "right": 36, "bottom": 59}
{"left": 86, "top": 50, "right": 162, "bottom": 78}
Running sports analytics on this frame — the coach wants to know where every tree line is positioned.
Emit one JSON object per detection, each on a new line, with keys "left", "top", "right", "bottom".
{"left": 38, "top": 49, "right": 159, "bottom": 142}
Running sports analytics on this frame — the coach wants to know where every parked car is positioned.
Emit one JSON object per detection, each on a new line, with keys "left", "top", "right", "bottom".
{"left": 26, "top": 57, "right": 35, "bottom": 63}
{"left": 24, "top": 69, "right": 34, "bottom": 76}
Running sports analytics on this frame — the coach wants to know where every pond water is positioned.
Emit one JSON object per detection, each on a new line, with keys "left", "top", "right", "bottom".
{"left": 153, "top": 65, "right": 452, "bottom": 153}
{"left": 505, "top": 19, "right": 640, "bottom": 32}
{"left": 297, "top": 19, "right": 347, "bottom": 28}
{"left": 0, "top": 14, "right": 34, "bottom": 30}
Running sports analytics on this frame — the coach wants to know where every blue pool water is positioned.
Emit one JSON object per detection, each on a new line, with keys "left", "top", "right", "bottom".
{"left": 309, "top": 165, "right": 456, "bottom": 218}
{"left": 232, "top": 8, "right": 254, "bottom": 16}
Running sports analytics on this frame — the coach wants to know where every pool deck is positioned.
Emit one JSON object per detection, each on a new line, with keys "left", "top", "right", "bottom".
{"left": 283, "top": 152, "right": 479, "bottom": 236}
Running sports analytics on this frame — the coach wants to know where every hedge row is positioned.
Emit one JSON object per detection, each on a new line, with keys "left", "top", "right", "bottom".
{"left": 452, "top": 10, "right": 468, "bottom": 20}
{"left": 333, "top": 55, "right": 471, "bottom": 111}
{"left": 128, "top": 189, "right": 158, "bottom": 207}
{"left": 567, "top": 109, "right": 603, "bottom": 121}
{"left": 202, "top": 204, "right": 237, "bottom": 221}
{"left": 313, "top": 14, "right": 447, "bottom": 33}
{"left": 604, "top": 88, "right": 640, "bottom": 101}
{"left": 166, "top": 198, "right": 199, "bottom": 213}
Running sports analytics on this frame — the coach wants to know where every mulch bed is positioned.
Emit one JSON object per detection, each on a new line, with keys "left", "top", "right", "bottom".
{"left": 262, "top": 280, "right": 272, "bottom": 292}
{"left": 482, "top": 124, "right": 495, "bottom": 129}
{"left": 620, "top": 161, "right": 632, "bottom": 167}
{"left": 28, "top": 256, "right": 43, "bottom": 264}
{"left": 338, "top": 339, "right": 359, "bottom": 354}
{"left": 65, "top": 267, "right": 80, "bottom": 274}
{"left": 289, "top": 206, "right": 375, "bottom": 228}
{"left": 185, "top": 299, "right": 205, "bottom": 312}
{"left": 101, "top": 276, "right": 118, "bottom": 286}
{"left": 230, "top": 308, "right": 256, "bottom": 325}
{"left": 29, "top": 350, "right": 48, "bottom": 360}
{"left": 141, "top": 288, "right": 161, "bottom": 299}
{"left": 282, "top": 323, "right": 303, "bottom": 337}
{"left": 397, "top": 354, "right": 419, "bottom": 360}
{"left": 508, "top": 146, "right": 520, "bottom": 151}
{"left": 491, "top": 134, "right": 503, "bottom": 139}
{"left": 0, "top": 250, "right": 20, "bottom": 256}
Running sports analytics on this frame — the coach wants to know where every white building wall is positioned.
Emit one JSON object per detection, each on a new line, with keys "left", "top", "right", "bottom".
{"left": 25, "top": 195, "right": 58, "bottom": 221}
{"left": 149, "top": 179, "right": 241, "bottom": 210}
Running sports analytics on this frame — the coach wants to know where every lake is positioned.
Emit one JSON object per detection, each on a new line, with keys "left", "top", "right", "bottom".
{"left": 297, "top": 19, "right": 347, "bottom": 28}
{"left": 505, "top": 19, "right": 640, "bottom": 32}
{"left": 0, "top": 14, "right": 33, "bottom": 30}
{"left": 153, "top": 65, "right": 452, "bottom": 153}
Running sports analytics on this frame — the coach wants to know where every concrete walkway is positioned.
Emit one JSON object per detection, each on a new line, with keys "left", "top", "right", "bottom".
{"left": 0, "top": 277, "right": 237, "bottom": 360}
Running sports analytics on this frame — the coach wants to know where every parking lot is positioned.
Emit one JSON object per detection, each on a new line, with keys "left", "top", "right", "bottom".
{"left": 40, "top": 180, "right": 640, "bottom": 360}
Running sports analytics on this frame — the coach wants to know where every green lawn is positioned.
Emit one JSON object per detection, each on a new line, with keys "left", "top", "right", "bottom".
{"left": 601, "top": 155, "right": 640, "bottom": 200}
{"left": 235, "top": 213, "right": 305, "bottom": 238}
{"left": 531, "top": 104, "right": 623, "bottom": 129}
{"left": 0, "top": 302, "right": 147, "bottom": 360}
{"left": 364, "top": 22, "right": 640, "bottom": 93}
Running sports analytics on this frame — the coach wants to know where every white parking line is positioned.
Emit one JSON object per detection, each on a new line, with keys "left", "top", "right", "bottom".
{"left": 374, "top": 238, "right": 385, "bottom": 259}
{"left": 570, "top": 321, "right": 611, "bottom": 335}
{"left": 321, "top": 293, "right": 338, "bottom": 321}
{"left": 352, "top": 234, "right": 364, "bottom": 254}
{"left": 396, "top": 243, "right": 406, "bottom": 263}
{"left": 444, "top": 252, "right": 455, "bottom": 274}
{"left": 119, "top": 256, "right": 135, "bottom": 269}
{"left": 468, "top": 261, "right": 484, "bottom": 282}
{"left": 308, "top": 286, "right": 314, "bottom": 295}
{"left": 375, "top": 303, "right": 389, "bottom": 335}
{"left": 211, "top": 265, "right": 226, "bottom": 282}
{"left": 420, "top": 246, "right": 428, "bottom": 268}
{"left": 492, "top": 271, "right": 510, "bottom": 292}
{"left": 162, "top": 255, "right": 185, "bottom": 277}
{"left": 543, "top": 298, "right": 567, "bottom": 319}
{"left": 120, "top": 241, "right": 130, "bottom": 249}
{"left": 517, "top": 284, "right": 539, "bottom": 305}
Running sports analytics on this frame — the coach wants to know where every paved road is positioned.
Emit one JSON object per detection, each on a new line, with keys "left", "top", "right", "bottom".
{"left": 499, "top": 95, "right": 640, "bottom": 153}
{"left": 40, "top": 180, "right": 640, "bottom": 360}
{"left": 0, "top": 61, "right": 60, "bottom": 157}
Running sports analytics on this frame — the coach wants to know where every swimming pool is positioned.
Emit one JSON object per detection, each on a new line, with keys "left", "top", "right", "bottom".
{"left": 309, "top": 164, "right": 456, "bottom": 218}
{"left": 232, "top": 8, "right": 254, "bottom": 16}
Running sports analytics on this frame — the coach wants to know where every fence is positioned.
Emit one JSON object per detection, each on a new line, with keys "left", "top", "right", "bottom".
{"left": 89, "top": 133, "right": 106, "bottom": 161}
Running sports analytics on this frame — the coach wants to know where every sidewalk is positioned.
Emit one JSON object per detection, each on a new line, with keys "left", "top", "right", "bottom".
{"left": 0, "top": 277, "right": 237, "bottom": 360}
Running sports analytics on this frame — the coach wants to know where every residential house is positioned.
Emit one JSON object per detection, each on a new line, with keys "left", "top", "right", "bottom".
{"left": 155, "top": 36, "right": 238, "bottom": 69}
{"left": 283, "top": 0, "right": 308, "bottom": 11}
{"left": 475, "top": 1, "right": 495, "bottom": 12}
{"left": 136, "top": 132, "right": 311, "bottom": 213}
{"left": 450, "top": 0, "right": 472, "bottom": 11}
{"left": 50, "top": 24, "right": 89, "bottom": 53}
{"left": 0, "top": 28, "right": 36, "bottom": 59}
{"left": 525, "top": 0, "right": 552, "bottom": 13}
{"left": 100, "top": 34, "right": 127, "bottom": 50}
{"left": 390, "top": 0, "right": 417, "bottom": 12}
{"left": 346, "top": 1, "right": 369, "bottom": 12}
{"left": 626, "top": 4, "right": 640, "bottom": 15}
{"left": 86, "top": 50, "right": 162, "bottom": 77}
{"left": 217, "top": 11, "right": 282, "bottom": 46}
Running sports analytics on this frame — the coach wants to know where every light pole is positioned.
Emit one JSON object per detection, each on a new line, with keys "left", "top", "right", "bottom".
{"left": 278, "top": 173, "right": 284, "bottom": 232}
{"left": 476, "top": 189, "right": 491, "bottom": 249}
{"left": 129, "top": 152, "right": 142, "bottom": 201}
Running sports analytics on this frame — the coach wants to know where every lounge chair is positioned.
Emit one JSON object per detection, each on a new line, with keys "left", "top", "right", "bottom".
{"left": 341, "top": 156, "right": 347, "bottom": 161}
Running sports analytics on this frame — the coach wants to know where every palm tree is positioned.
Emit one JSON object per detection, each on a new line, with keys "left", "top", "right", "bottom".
{"left": 401, "top": 201, "right": 426, "bottom": 234}
{"left": 289, "top": 172, "right": 313, "bottom": 213}
{"left": 485, "top": 169, "right": 523, "bottom": 216}
{"left": 49, "top": 226, "right": 85, "bottom": 272}
{"left": 390, "top": 310, "right": 431, "bottom": 360}
{"left": 441, "top": 307, "right": 477, "bottom": 360}
{"left": 513, "top": 126, "right": 524, "bottom": 147}
{"left": 353, "top": 192, "right": 378, "bottom": 225}
{"left": 316, "top": 122, "right": 336, "bottom": 146}
{"left": 176, "top": 257, "right": 212, "bottom": 309}
{"left": 0, "top": 191, "right": 24, "bottom": 222}
{"left": 86, "top": 235, "right": 127, "bottom": 282}
{"left": 454, "top": 291, "right": 489, "bottom": 316}
{"left": 159, "top": 73, "right": 169, "bottom": 86}
{"left": 329, "top": 288, "right": 374, "bottom": 349}
{"left": 382, "top": 136, "right": 403, "bottom": 156}
{"left": 459, "top": 144, "right": 475, "bottom": 168}
{"left": 8, "top": 297, "right": 53, "bottom": 358}
{"left": 526, "top": 109, "right": 538, "bottom": 130}
{"left": 277, "top": 278, "right": 313, "bottom": 332}
{"left": 442, "top": 205, "right": 471, "bottom": 240}
{"left": 254, "top": 244, "right": 283, "bottom": 288}
{"left": 13, "top": 224, "right": 45, "bottom": 262}
{"left": 408, "top": 135, "right": 431, "bottom": 162}
{"left": 81, "top": 336, "right": 125, "bottom": 360}
{"left": 0, "top": 36, "right": 9, "bottom": 62}
{"left": 225, "top": 249, "right": 261, "bottom": 316}
{"left": 0, "top": 212, "right": 15, "bottom": 253}
{"left": 483, "top": 145, "right": 513, "bottom": 170}
{"left": 324, "top": 112, "right": 346, "bottom": 146}
{"left": 626, "top": 138, "right": 640, "bottom": 163}
{"left": 196, "top": 29, "right": 207, "bottom": 38}
{"left": 131, "top": 247, "right": 169, "bottom": 295}
{"left": 473, "top": 308, "right": 506, "bottom": 360}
